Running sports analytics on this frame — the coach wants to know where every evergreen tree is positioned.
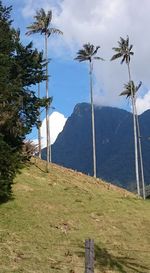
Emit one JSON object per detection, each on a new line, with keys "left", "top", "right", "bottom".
{"left": 0, "top": 2, "right": 51, "bottom": 202}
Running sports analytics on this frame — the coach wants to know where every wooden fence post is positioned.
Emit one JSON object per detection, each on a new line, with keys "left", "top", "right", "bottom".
{"left": 85, "top": 239, "right": 94, "bottom": 273}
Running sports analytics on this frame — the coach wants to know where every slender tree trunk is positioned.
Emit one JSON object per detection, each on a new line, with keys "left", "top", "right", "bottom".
{"left": 38, "top": 83, "right": 41, "bottom": 159}
{"left": 45, "top": 34, "right": 51, "bottom": 170}
{"left": 134, "top": 103, "right": 146, "bottom": 199}
{"left": 127, "top": 62, "right": 140, "bottom": 196}
{"left": 89, "top": 61, "right": 96, "bottom": 178}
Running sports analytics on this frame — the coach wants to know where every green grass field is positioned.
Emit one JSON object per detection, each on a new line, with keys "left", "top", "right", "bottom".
{"left": 0, "top": 158, "right": 150, "bottom": 273}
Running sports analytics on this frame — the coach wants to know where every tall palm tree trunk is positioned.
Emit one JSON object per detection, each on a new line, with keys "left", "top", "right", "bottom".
{"left": 127, "top": 62, "right": 140, "bottom": 196}
{"left": 135, "top": 104, "right": 146, "bottom": 199}
{"left": 89, "top": 61, "right": 96, "bottom": 178}
{"left": 38, "top": 83, "right": 41, "bottom": 159}
{"left": 45, "top": 34, "right": 51, "bottom": 169}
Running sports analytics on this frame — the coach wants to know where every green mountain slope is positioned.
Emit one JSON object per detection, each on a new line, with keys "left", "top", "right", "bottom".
{"left": 0, "top": 159, "right": 150, "bottom": 273}
{"left": 50, "top": 103, "right": 150, "bottom": 189}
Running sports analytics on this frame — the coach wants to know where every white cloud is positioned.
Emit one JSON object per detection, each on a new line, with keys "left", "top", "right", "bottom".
{"left": 52, "top": 0, "right": 150, "bottom": 107}
{"left": 22, "top": 0, "right": 150, "bottom": 109}
{"left": 22, "top": 0, "right": 61, "bottom": 18}
{"left": 33, "top": 111, "right": 67, "bottom": 147}
{"left": 57, "top": 0, "right": 150, "bottom": 105}
{"left": 136, "top": 91, "right": 150, "bottom": 115}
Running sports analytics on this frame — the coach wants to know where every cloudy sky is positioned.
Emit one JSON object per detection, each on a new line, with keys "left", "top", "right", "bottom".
{"left": 4, "top": 0, "right": 150, "bottom": 145}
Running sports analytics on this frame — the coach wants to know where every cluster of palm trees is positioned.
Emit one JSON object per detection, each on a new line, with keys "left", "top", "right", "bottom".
{"left": 75, "top": 37, "right": 145, "bottom": 199}
{"left": 26, "top": 8, "right": 145, "bottom": 198}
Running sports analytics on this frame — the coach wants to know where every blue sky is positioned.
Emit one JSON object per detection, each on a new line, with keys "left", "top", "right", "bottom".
{"left": 4, "top": 0, "right": 89, "bottom": 118}
{"left": 3, "top": 0, "right": 150, "bottom": 144}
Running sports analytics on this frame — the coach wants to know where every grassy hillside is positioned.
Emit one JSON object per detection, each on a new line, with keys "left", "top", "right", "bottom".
{"left": 0, "top": 158, "right": 150, "bottom": 273}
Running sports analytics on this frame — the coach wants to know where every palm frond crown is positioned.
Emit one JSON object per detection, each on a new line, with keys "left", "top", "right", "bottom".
{"left": 26, "top": 8, "right": 63, "bottom": 37}
{"left": 74, "top": 43, "right": 104, "bottom": 63}
{"left": 111, "top": 36, "right": 134, "bottom": 64}
{"left": 120, "top": 81, "right": 142, "bottom": 98}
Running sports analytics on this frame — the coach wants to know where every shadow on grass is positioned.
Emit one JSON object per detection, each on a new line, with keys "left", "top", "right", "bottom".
{"left": 77, "top": 242, "right": 149, "bottom": 273}
{"left": 34, "top": 162, "right": 47, "bottom": 173}
{"left": 29, "top": 158, "right": 48, "bottom": 173}
{"left": 95, "top": 244, "right": 149, "bottom": 273}
{"left": 0, "top": 193, "right": 15, "bottom": 205}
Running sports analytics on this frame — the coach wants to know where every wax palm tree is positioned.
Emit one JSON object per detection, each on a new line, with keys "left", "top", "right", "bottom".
{"left": 111, "top": 36, "right": 140, "bottom": 196}
{"left": 26, "top": 8, "right": 63, "bottom": 169}
{"left": 33, "top": 51, "right": 46, "bottom": 159}
{"left": 120, "top": 81, "right": 145, "bottom": 199}
{"left": 135, "top": 106, "right": 146, "bottom": 199}
{"left": 75, "top": 43, "right": 104, "bottom": 178}
{"left": 37, "top": 83, "right": 41, "bottom": 158}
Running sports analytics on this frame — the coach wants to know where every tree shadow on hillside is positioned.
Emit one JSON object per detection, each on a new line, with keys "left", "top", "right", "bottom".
{"left": 94, "top": 244, "right": 149, "bottom": 273}
{"left": 34, "top": 163, "right": 47, "bottom": 173}
{"left": 77, "top": 242, "right": 149, "bottom": 273}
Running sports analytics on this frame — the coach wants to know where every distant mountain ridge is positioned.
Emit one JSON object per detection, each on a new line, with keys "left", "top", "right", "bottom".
{"left": 42, "top": 103, "right": 150, "bottom": 189}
